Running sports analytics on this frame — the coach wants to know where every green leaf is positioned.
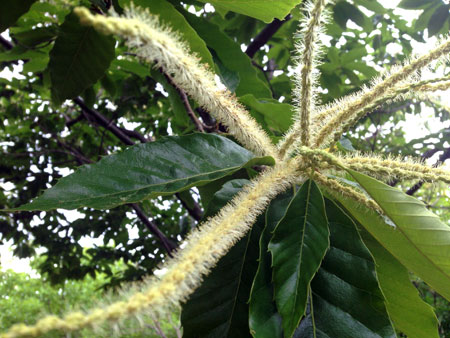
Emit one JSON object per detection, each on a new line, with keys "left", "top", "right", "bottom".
{"left": 22, "top": 54, "right": 49, "bottom": 73}
{"left": 7, "top": 134, "right": 274, "bottom": 211}
{"left": 49, "top": 11, "right": 115, "bottom": 105}
{"left": 181, "top": 179, "right": 261, "bottom": 338}
{"left": 353, "top": 0, "right": 387, "bottom": 13}
{"left": 414, "top": 2, "right": 440, "bottom": 30}
{"left": 196, "top": 0, "right": 301, "bottom": 23}
{"left": 239, "top": 95, "right": 294, "bottom": 134}
{"left": 119, "top": 0, "right": 214, "bottom": 69}
{"left": 336, "top": 169, "right": 450, "bottom": 301}
{"left": 427, "top": 4, "right": 450, "bottom": 36}
{"left": 10, "top": 26, "right": 57, "bottom": 48}
{"left": 268, "top": 180, "right": 329, "bottom": 338}
{"left": 295, "top": 199, "right": 395, "bottom": 337}
{"left": 184, "top": 14, "right": 272, "bottom": 98}
{"left": 0, "top": 0, "right": 37, "bottom": 33}
{"left": 398, "top": 0, "right": 436, "bottom": 9}
{"left": 249, "top": 190, "right": 294, "bottom": 338}
{"left": 359, "top": 229, "right": 440, "bottom": 338}
{"left": 111, "top": 59, "right": 151, "bottom": 78}
{"left": 203, "top": 179, "right": 250, "bottom": 218}
{"left": 341, "top": 47, "right": 367, "bottom": 64}
{"left": 333, "top": 2, "right": 371, "bottom": 30}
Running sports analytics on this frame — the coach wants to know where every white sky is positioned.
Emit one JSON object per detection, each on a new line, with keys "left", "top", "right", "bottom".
{"left": 1, "top": 0, "right": 449, "bottom": 274}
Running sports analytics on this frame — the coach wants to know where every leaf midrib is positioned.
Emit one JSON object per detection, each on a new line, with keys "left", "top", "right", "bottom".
{"left": 292, "top": 180, "right": 312, "bottom": 325}
{"left": 224, "top": 232, "right": 253, "bottom": 336}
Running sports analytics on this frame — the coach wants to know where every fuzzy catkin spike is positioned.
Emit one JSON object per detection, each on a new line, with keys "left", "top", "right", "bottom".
{"left": 341, "top": 155, "right": 450, "bottom": 184}
{"left": 310, "top": 74, "right": 450, "bottom": 140}
{"left": 1, "top": 163, "right": 300, "bottom": 338}
{"left": 295, "top": 146, "right": 344, "bottom": 170}
{"left": 313, "top": 37, "right": 450, "bottom": 148}
{"left": 311, "top": 77, "right": 450, "bottom": 147}
{"left": 278, "top": 0, "right": 328, "bottom": 158}
{"left": 313, "top": 171, "right": 383, "bottom": 214}
{"left": 73, "top": 7, "right": 278, "bottom": 160}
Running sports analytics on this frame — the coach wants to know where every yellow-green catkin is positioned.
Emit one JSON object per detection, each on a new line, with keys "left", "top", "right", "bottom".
{"left": 1, "top": 162, "right": 300, "bottom": 338}
{"left": 313, "top": 38, "right": 450, "bottom": 148}
{"left": 74, "top": 7, "right": 279, "bottom": 160}
{"left": 342, "top": 155, "right": 450, "bottom": 184}
{"left": 295, "top": 146, "right": 344, "bottom": 170}
{"left": 278, "top": 0, "right": 328, "bottom": 159}
{"left": 309, "top": 75, "right": 450, "bottom": 146}
{"left": 313, "top": 171, "right": 383, "bottom": 213}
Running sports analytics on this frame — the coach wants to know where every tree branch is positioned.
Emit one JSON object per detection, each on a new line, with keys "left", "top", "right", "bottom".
{"left": 175, "top": 192, "right": 203, "bottom": 222}
{"left": 0, "top": 36, "right": 13, "bottom": 50}
{"left": 163, "top": 72, "right": 207, "bottom": 133}
{"left": 73, "top": 97, "right": 149, "bottom": 145}
{"left": 245, "top": 15, "right": 291, "bottom": 58}
{"left": 131, "top": 203, "right": 176, "bottom": 256}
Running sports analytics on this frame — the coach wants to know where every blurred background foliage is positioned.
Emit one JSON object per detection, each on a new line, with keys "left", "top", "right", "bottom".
{"left": 0, "top": 0, "right": 449, "bottom": 335}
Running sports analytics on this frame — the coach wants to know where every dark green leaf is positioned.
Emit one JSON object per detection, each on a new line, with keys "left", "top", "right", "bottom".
{"left": 353, "top": 0, "right": 387, "bottom": 13}
{"left": 295, "top": 199, "right": 395, "bottom": 337}
{"left": 427, "top": 4, "right": 450, "bottom": 36}
{"left": 415, "top": 4, "right": 440, "bottom": 30}
{"left": 0, "top": 0, "right": 37, "bottom": 33}
{"left": 196, "top": 0, "right": 301, "bottom": 23}
{"left": 336, "top": 170, "right": 450, "bottom": 301}
{"left": 184, "top": 14, "right": 272, "bottom": 98}
{"left": 181, "top": 179, "right": 261, "bottom": 338}
{"left": 8, "top": 134, "right": 274, "bottom": 211}
{"left": 398, "top": 0, "right": 436, "bottom": 9}
{"left": 268, "top": 180, "right": 329, "bottom": 338}
{"left": 49, "top": 11, "right": 115, "bottom": 105}
{"left": 249, "top": 190, "right": 294, "bottom": 338}
{"left": 10, "top": 26, "right": 57, "bottom": 48}
{"left": 333, "top": 2, "right": 371, "bottom": 30}
{"left": 239, "top": 94, "right": 294, "bottom": 134}
{"left": 359, "top": 228, "right": 439, "bottom": 338}
{"left": 111, "top": 59, "right": 151, "bottom": 77}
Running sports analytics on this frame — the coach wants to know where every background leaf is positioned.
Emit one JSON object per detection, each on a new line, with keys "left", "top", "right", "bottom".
{"left": 268, "top": 180, "right": 329, "bottom": 337}
{"left": 9, "top": 134, "right": 274, "bottom": 211}
{"left": 295, "top": 199, "right": 395, "bottom": 338}
{"left": 184, "top": 14, "right": 271, "bottom": 98}
{"left": 196, "top": 0, "right": 301, "bottom": 23}
{"left": 239, "top": 94, "right": 294, "bottom": 135}
{"left": 49, "top": 11, "right": 115, "bottom": 105}
{"left": 181, "top": 179, "right": 262, "bottom": 338}
{"left": 427, "top": 4, "right": 450, "bottom": 36}
{"left": 0, "top": 0, "right": 37, "bottom": 32}
{"left": 249, "top": 190, "right": 294, "bottom": 338}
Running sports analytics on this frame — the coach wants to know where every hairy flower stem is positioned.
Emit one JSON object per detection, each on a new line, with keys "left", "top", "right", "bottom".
{"left": 313, "top": 38, "right": 450, "bottom": 149}
{"left": 1, "top": 163, "right": 300, "bottom": 338}
{"left": 342, "top": 156, "right": 450, "bottom": 184}
{"left": 278, "top": 0, "right": 327, "bottom": 158}
{"left": 313, "top": 172, "right": 383, "bottom": 213}
{"left": 318, "top": 76, "right": 450, "bottom": 148}
{"left": 74, "top": 7, "right": 279, "bottom": 160}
